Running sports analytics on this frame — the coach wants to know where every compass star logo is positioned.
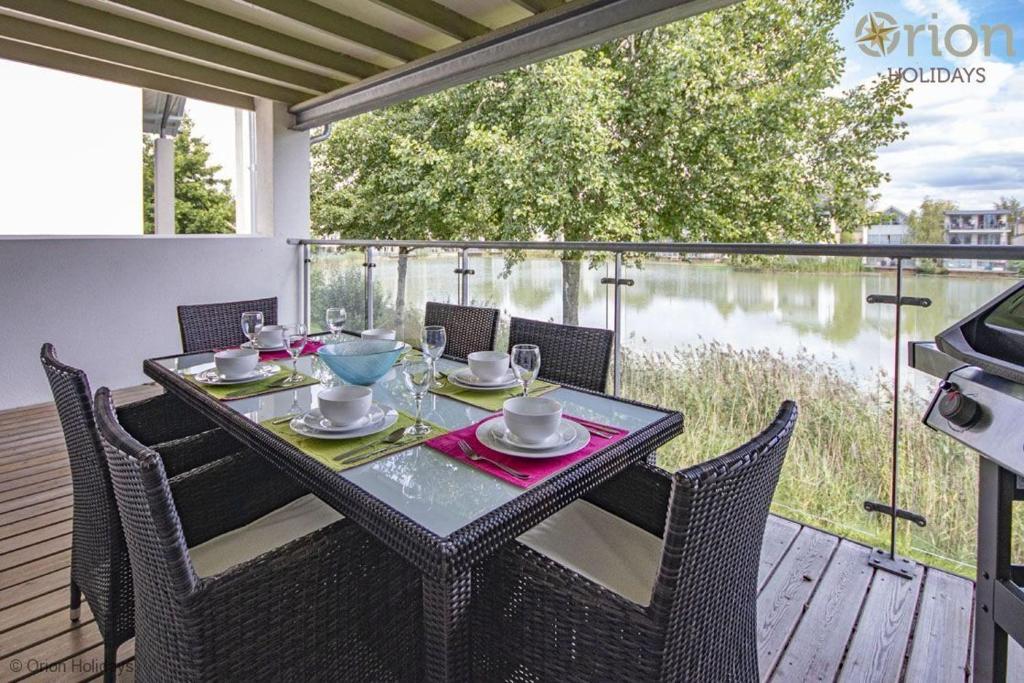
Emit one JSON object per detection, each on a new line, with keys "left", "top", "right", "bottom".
{"left": 856, "top": 12, "right": 901, "bottom": 57}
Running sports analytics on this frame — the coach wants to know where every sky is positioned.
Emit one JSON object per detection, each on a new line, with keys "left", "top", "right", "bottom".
{"left": 836, "top": 0, "right": 1024, "bottom": 213}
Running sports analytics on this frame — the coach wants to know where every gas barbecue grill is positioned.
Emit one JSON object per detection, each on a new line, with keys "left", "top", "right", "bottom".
{"left": 910, "top": 280, "right": 1024, "bottom": 683}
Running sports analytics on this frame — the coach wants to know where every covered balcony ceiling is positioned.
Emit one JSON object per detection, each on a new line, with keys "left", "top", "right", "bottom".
{"left": 0, "top": 0, "right": 736, "bottom": 129}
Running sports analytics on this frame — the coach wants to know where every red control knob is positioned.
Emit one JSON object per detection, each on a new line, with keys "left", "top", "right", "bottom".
{"left": 938, "top": 388, "right": 980, "bottom": 428}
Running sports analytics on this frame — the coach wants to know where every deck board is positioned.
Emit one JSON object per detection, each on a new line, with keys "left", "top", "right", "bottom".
{"left": 0, "top": 386, "right": 995, "bottom": 682}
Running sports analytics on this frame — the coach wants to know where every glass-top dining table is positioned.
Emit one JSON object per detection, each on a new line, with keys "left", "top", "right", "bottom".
{"left": 144, "top": 339, "right": 683, "bottom": 682}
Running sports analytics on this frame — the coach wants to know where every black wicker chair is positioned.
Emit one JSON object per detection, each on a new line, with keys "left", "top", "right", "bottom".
{"left": 39, "top": 344, "right": 304, "bottom": 682}
{"left": 471, "top": 401, "right": 799, "bottom": 682}
{"left": 424, "top": 302, "right": 500, "bottom": 361}
{"left": 177, "top": 296, "right": 277, "bottom": 353}
{"left": 507, "top": 317, "right": 614, "bottom": 393}
{"left": 94, "top": 387, "right": 424, "bottom": 682}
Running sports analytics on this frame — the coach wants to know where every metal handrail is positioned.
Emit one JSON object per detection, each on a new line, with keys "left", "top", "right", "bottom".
{"left": 288, "top": 237, "right": 1024, "bottom": 260}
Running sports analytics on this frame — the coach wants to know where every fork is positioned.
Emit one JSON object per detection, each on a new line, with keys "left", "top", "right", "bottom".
{"left": 457, "top": 440, "right": 528, "bottom": 480}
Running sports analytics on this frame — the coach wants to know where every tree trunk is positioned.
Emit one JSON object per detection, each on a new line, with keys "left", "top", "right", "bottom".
{"left": 396, "top": 247, "right": 409, "bottom": 333}
{"left": 561, "top": 256, "right": 581, "bottom": 326}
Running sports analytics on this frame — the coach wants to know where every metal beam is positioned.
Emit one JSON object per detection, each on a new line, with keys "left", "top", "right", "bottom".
{"left": 244, "top": 0, "right": 431, "bottom": 62}
{"left": 368, "top": 0, "right": 489, "bottom": 41}
{"left": 107, "top": 0, "right": 386, "bottom": 80}
{"left": 0, "top": 0, "right": 346, "bottom": 93}
{"left": 0, "top": 14, "right": 312, "bottom": 102}
{"left": 290, "top": 0, "right": 739, "bottom": 129}
{"left": 0, "top": 36, "right": 255, "bottom": 109}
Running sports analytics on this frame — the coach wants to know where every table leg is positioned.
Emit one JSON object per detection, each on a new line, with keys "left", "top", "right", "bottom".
{"left": 974, "top": 457, "right": 1013, "bottom": 683}
{"left": 422, "top": 570, "right": 473, "bottom": 683}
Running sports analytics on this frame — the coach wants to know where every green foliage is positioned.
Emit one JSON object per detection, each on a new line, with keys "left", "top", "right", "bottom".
{"left": 309, "top": 256, "right": 388, "bottom": 332}
{"left": 908, "top": 198, "right": 957, "bottom": 244}
{"left": 309, "top": 0, "right": 909, "bottom": 317}
{"left": 143, "top": 116, "right": 235, "bottom": 234}
{"left": 996, "top": 196, "right": 1022, "bottom": 228}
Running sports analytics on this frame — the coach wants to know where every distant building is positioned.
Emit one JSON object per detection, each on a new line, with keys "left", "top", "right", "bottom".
{"left": 944, "top": 209, "right": 1011, "bottom": 272}
{"left": 862, "top": 207, "right": 909, "bottom": 268}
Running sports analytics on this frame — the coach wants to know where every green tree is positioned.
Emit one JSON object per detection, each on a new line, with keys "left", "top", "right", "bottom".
{"left": 311, "top": 0, "right": 908, "bottom": 323}
{"left": 908, "top": 198, "right": 957, "bottom": 273}
{"left": 996, "top": 196, "right": 1022, "bottom": 232}
{"left": 143, "top": 115, "right": 235, "bottom": 234}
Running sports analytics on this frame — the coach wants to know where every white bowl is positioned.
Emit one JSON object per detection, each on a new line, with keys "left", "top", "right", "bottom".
{"left": 468, "top": 351, "right": 510, "bottom": 382}
{"left": 317, "top": 385, "right": 373, "bottom": 426}
{"left": 214, "top": 348, "right": 259, "bottom": 379}
{"left": 502, "top": 397, "right": 562, "bottom": 445}
{"left": 361, "top": 328, "right": 396, "bottom": 341}
{"left": 257, "top": 325, "right": 286, "bottom": 347}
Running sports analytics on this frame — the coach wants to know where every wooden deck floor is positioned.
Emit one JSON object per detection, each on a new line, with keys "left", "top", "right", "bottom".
{"left": 2, "top": 386, "right": 1022, "bottom": 682}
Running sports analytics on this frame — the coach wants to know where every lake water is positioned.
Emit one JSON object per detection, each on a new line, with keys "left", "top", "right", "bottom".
{"left": 316, "top": 252, "right": 1016, "bottom": 390}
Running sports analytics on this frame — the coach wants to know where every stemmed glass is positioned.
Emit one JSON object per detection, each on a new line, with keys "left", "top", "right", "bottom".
{"left": 283, "top": 323, "right": 308, "bottom": 386}
{"left": 403, "top": 359, "right": 433, "bottom": 437}
{"left": 511, "top": 344, "right": 541, "bottom": 397}
{"left": 421, "top": 325, "right": 447, "bottom": 383}
{"left": 325, "top": 307, "right": 347, "bottom": 342}
{"left": 240, "top": 311, "right": 264, "bottom": 349}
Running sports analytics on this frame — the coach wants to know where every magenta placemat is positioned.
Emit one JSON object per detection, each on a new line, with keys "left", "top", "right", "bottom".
{"left": 220, "top": 339, "right": 324, "bottom": 361}
{"left": 425, "top": 415, "right": 629, "bottom": 488}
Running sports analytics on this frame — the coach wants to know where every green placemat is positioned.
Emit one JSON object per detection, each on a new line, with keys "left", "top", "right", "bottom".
{"left": 261, "top": 410, "right": 447, "bottom": 472}
{"left": 187, "top": 363, "right": 318, "bottom": 401}
{"left": 429, "top": 375, "right": 559, "bottom": 411}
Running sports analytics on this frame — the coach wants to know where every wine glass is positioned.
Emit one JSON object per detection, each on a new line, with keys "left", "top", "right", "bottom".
{"left": 402, "top": 359, "right": 433, "bottom": 437}
{"left": 240, "top": 311, "right": 264, "bottom": 349}
{"left": 283, "top": 323, "right": 308, "bottom": 386}
{"left": 325, "top": 307, "right": 347, "bottom": 342}
{"left": 511, "top": 344, "right": 541, "bottom": 397}
{"left": 421, "top": 325, "right": 447, "bottom": 382}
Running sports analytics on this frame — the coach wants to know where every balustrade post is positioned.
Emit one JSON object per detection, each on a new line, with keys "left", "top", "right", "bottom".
{"left": 364, "top": 246, "right": 376, "bottom": 329}
{"left": 300, "top": 243, "right": 311, "bottom": 329}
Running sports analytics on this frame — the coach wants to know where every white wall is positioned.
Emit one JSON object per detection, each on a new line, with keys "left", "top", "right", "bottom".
{"left": 0, "top": 235, "right": 301, "bottom": 410}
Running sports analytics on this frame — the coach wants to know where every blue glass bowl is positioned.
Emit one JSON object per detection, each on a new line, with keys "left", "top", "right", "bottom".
{"left": 317, "top": 340, "right": 406, "bottom": 386}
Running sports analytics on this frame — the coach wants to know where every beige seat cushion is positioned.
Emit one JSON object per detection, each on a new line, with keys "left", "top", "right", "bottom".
{"left": 190, "top": 494, "right": 343, "bottom": 578}
{"left": 517, "top": 500, "right": 663, "bottom": 606}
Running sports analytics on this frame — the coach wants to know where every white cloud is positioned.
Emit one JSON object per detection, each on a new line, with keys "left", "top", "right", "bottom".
{"left": 872, "top": 60, "right": 1024, "bottom": 211}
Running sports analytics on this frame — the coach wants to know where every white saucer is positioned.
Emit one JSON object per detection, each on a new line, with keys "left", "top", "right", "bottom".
{"left": 193, "top": 363, "right": 278, "bottom": 386}
{"left": 449, "top": 368, "right": 519, "bottom": 390}
{"left": 290, "top": 407, "right": 397, "bottom": 440}
{"left": 475, "top": 417, "right": 590, "bottom": 459}
{"left": 303, "top": 405, "right": 384, "bottom": 433}
{"left": 242, "top": 341, "right": 286, "bottom": 351}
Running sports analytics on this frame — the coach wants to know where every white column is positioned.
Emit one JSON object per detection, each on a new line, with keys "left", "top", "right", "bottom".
{"left": 253, "top": 99, "right": 310, "bottom": 239}
{"left": 153, "top": 136, "right": 175, "bottom": 235}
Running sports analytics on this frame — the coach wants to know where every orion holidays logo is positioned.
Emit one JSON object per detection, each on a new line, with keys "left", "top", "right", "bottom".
{"left": 855, "top": 11, "right": 1017, "bottom": 84}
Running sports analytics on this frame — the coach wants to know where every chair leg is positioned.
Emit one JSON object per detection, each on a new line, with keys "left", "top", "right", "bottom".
{"left": 103, "top": 642, "right": 118, "bottom": 683}
{"left": 69, "top": 580, "right": 81, "bottom": 622}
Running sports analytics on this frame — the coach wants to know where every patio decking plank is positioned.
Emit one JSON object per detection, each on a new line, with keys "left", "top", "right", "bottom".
{"left": 770, "top": 540, "right": 873, "bottom": 682}
{"left": 836, "top": 562, "right": 925, "bottom": 682}
{"left": 904, "top": 569, "right": 974, "bottom": 683}
{"left": 756, "top": 526, "right": 839, "bottom": 680}
{"left": 0, "top": 386, "right": 990, "bottom": 682}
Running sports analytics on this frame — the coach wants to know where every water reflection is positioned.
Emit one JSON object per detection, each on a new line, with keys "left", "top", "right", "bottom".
{"left": 313, "top": 253, "right": 1015, "bottom": 383}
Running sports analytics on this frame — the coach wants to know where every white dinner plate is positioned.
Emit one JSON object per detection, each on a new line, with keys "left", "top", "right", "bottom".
{"left": 242, "top": 341, "right": 287, "bottom": 351}
{"left": 475, "top": 417, "right": 590, "bottom": 459}
{"left": 302, "top": 405, "right": 384, "bottom": 433}
{"left": 448, "top": 368, "right": 519, "bottom": 390}
{"left": 289, "top": 407, "right": 398, "bottom": 440}
{"left": 192, "top": 363, "right": 279, "bottom": 386}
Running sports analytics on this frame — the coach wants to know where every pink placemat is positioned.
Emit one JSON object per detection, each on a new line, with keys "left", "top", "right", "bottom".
{"left": 425, "top": 415, "right": 629, "bottom": 488}
{"left": 221, "top": 339, "right": 325, "bottom": 361}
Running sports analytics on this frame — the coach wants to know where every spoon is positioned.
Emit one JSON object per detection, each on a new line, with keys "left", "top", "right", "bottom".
{"left": 333, "top": 426, "right": 407, "bottom": 462}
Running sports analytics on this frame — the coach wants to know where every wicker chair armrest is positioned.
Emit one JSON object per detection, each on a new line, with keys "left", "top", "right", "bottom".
{"left": 192, "top": 521, "right": 423, "bottom": 680}
{"left": 116, "top": 392, "right": 217, "bottom": 445}
{"left": 157, "top": 428, "right": 245, "bottom": 478}
{"left": 169, "top": 451, "right": 306, "bottom": 546}
{"left": 582, "top": 461, "right": 672, "bottom": 537}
